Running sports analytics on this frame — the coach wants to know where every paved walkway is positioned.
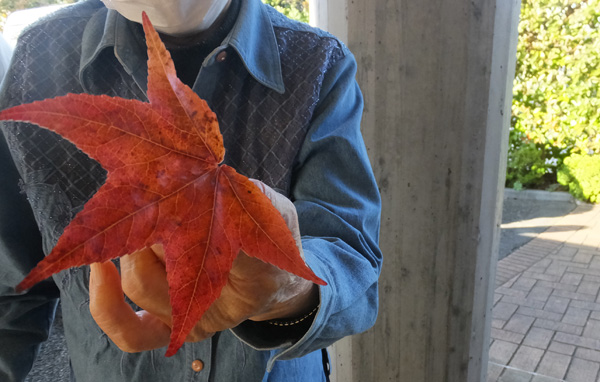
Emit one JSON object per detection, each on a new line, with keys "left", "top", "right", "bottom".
{"left": 489, "top": 203, "right": 600, "bottom": 382}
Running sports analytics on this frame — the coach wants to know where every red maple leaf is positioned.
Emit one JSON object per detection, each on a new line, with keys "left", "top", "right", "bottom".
{"left": 0, "top": 13, "right": 325, "bottom": 356}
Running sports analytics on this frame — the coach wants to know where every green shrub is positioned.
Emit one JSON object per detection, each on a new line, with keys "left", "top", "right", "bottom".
{"left": 512, "top": 0, "right": 600, "bottom": 156}
{"left": 262, "top": 0, "right": 308, "bottom": 23}
{"left": 558, "top": 154, "right": 600, "bottom": 203}
{"left": 506, "top": 129, "right": 547, "bottom": 188}
{"left": 506, "top": 128, "right": 570, "bottom": 189}
{"left": 508, "top": 0, "right": 600, "bottom": 190}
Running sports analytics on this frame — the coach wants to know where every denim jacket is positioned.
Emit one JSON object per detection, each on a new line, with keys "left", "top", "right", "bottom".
{"left": 0, "top": 0, "right": 382, "bottom": 381}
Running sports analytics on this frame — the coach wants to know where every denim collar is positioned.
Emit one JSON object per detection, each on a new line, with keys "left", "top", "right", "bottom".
{"left": 80, "top": 0, "right": 285, "bottom": 95}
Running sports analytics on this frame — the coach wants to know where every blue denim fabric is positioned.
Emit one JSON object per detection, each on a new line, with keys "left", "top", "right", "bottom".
{"left": 0, "top": 0, "right": 382, "bottom": 381}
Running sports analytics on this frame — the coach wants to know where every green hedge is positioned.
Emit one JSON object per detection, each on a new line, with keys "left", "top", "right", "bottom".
{"left": 506, "top": 129, "right": 555, "bottom": 189}
{"left": 558, "top": 154, "right": 600, "bottom": 203}
{"left": 507, "top": 0, "right": 600, "bottom": 191}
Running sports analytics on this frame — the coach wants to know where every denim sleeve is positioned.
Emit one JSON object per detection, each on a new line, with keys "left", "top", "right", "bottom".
{"left": 0, "top": 130, "right": 60, "bottom": 382}
{"left": 232, "top": 50, "right": 382, "bottom": 369}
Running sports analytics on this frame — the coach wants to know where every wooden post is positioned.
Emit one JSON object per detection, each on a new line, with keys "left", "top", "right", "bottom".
{"left": 312, "top": 0, "right": 521, "bottom": 380}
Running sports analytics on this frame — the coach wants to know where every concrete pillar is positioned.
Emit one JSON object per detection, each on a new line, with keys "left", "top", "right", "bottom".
{"left": 312, "top": 0, "right": 521, "bottom": 380}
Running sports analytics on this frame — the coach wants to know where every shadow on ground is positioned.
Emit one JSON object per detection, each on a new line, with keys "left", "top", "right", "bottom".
{"left": 500, "top": 197, "right": 577, "bottom": 260}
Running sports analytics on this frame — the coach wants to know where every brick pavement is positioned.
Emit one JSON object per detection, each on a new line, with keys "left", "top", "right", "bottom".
{"left": 489, "top": 203, "right": 600, "bottom": 382}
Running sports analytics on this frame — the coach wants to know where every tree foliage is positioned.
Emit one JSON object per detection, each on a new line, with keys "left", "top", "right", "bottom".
{"left": 508, "top": 0, "right": 600, "bottom": 189}
{"left": 0, "top": 0, "right": 68, "bottom": 13}
{"left": 0, "top": 0, "right": 73, "bottom": 30}
{"left": 262, "top": 0, "right": 308, "bottom": 23}
{"left": 558, "top": 153, "right": 600, "bottom": 203}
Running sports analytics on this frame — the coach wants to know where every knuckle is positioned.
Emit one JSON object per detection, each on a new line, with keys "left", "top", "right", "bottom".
{"left": 215, "top": 306, "right": 241, "bottom": 325}
{"left": 89, "top": 302, "right": 114, "bottom": 326}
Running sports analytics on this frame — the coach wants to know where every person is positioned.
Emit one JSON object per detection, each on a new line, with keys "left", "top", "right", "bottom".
{"left": 0, "top": 0, "right": 382, "bottom": 380}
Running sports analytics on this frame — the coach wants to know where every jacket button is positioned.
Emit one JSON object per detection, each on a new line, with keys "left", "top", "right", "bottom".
{"left": 191, "top": 359, "right": 204, "bottom": 372}
{"left": 216, "top": 51, "right": 227, "bottom": 62}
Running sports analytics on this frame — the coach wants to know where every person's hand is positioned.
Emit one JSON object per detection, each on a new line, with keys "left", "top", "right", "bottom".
{"left": 88, "top": 180, "right": 319, "bottom": 353}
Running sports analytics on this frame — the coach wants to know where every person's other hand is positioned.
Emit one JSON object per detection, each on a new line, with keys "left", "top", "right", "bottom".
{"left": 88, "top": 180, "right": 319, "bottom": 353}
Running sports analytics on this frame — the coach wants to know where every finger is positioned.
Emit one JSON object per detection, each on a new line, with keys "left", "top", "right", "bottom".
{"left": 192, "top": 256, "right": 270, "bottom": 335}
{"left": 150, "top": 243, "right": 166, "bottom": 262}
{"left": 120, "top": 247, "right": 172, "bottom": 325}
{"left": 89, "top": 261, "right": 171, "bottom": 352}
{"left": 119, "top": 247, "right": 228, "bottom": 345}
{"left": 192, "top": 289, "right": 250, "bottom": 336}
